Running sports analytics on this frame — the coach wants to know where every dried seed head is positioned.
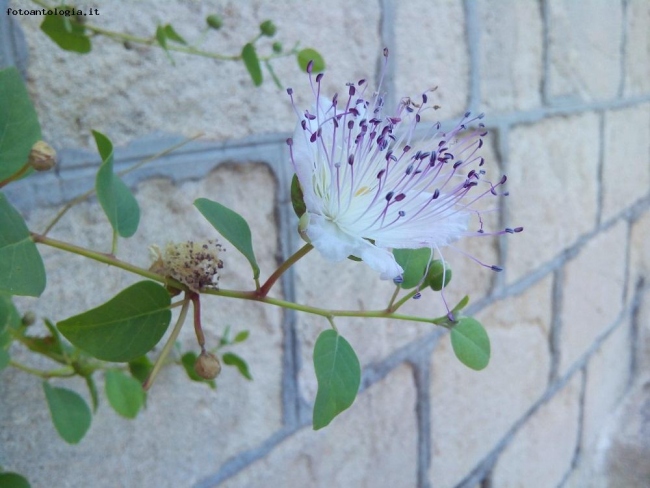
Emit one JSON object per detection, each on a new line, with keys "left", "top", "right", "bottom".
{"left": 149, "top": 240, "right": 224, "bottom": 292}
{"left": 194, "top": 351, "right": 221, "bottom": 380}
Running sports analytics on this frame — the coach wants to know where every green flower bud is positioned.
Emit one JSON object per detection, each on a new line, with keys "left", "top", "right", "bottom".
{"left": 28, "top": 141, "right": 57, "bottom": 171}
{"left": 206, "top": 14, "right": 223, "bottom": 30}
{"left": 426, "top": 260, "right": 452, "bottom": 291}
{"left": 260, "top": 20, "right": 276, "bottom": 37}
{"left": 22, "top": 311, "right": 36, "bottom": 327}
{"left": 272, "top": 41, "right": 282, "bottom": 53}
{"left": 194, "top": 351, "right": 221, "bottom": 380}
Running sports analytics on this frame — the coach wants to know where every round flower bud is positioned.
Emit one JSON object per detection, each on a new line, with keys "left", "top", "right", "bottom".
{"left": 206, "top": 14, "right": 223, "bottom": 30}
{"left": 272, "top": 41, "right": 282, "bottom": 53}
{"left": 426, "top": 260, "right": 452, "bottom": 291}
{"left": 28, "top": 141, "right": 57, "bottom": 171}
{"left": 260, "top": 20, "right": 276, "bottom": 37}
{"left": 21, "top": 311, "right": 36, "bottom": 327}
{"left": 194, "top": 351, "right": 221, "bottom": 380}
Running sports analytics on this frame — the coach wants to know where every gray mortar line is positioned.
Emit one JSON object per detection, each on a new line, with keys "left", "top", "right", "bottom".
{"left": 558, "top": 366, "right": 587, "bottom": 488}
{"left": 596, "top": 112, "right": 606, "bottom": 227}
{"left": 495, "top": 122, "right": 510, "bottom": 293}
{"left": 379, "top": 0, "right": 396, "bottom": 110}
{"left": 618, "top": 0, "right": 630, "bottom": 98}
{"left": 548, "top": 267, "right": 564, "bottom": 384}
{"left": 540, "top": 0, "right": 551, "bottom": 105}
{"left": 464, "top": 0, "right": 480, "bottom": 114}
{"left": 629, "top": 277, "right": 645, "bottom": 384}
{"left": 410, "top": 346, "right": 435, "bottom": 488}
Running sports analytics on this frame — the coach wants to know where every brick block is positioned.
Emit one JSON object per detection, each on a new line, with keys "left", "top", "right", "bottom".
{"left": 624, "top": 0, "right": 650, "bottom": 96}
{"left": 429, "top": 276, "right": 553, "bottom": 488}
{"left": 478, "top": 0, "right": 543, "bottom": 112}
{"left": 221, "top": 364, "right": 418, "bottom": 488}
{"left": 394, "top": 0, "right": 469, "bottom": 120}
{"left": 506, "top": 113, "right": 600, "bottom": 283}
{"left": 491, "top": 373, "right": 582, "bottom": 488}
{"left": 547, "top": 0, "right": 623, "bottom": 101}
{"left": 12, "top": 0, "right": 381, "bottom": 147}
{"left": 602, "top": 103, "right": 650, "bottom": 222}
{"left": 559, "top": 221, "right": 628, "bottom": 376}
{"left": 6, "top": 164, "right": 285, "bottom": 487}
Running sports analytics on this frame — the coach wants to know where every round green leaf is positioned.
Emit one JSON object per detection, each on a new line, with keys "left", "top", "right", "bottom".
{"left": 393, "top": 248, "right": 431, "bottom": 289}
{"left": 312, "top": 330, "right": 360, "bottom": 430}
{"left": 297, "top": 48, "right": 325, "bottom": 73}
{"left": 0, "top": 194, "right": 46, "bottom": 297}
{"left": 57, "top": 281, "right": 172, "bottom": 362}
{"left": 222, "top": 352, "right": 252, "bottom": 380}
{"left": 43, "top": 382, "right": 91, "bottom": 444}
{"left": 450, "top": 317, "right": 490, "bottom": 371}
{"left": 105, "top": 369, "right": 145, "bottom": 419}
{"left": 242, "top": 43, "right": 263, "bottom": 86}
{"left": 0, "top": 67, "right": 42, "bottom": 181}
{"left": 128, "top": 355, "right": 153, "bottom": 384}
{"left": 0, "top": 472, "right": 31, "bottom": 488}
{"left": 194, "top": 198, "right": 260, "bottom": 280}
{"left": 290, "top": 174, "right": 306, "bottom": 218}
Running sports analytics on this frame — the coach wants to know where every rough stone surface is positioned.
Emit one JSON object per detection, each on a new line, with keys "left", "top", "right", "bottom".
{"left": 491, "top": 372, "right": 582, "bottom": 488}
{"left": 624, "top": 0, "right": 650, "bottom": 96}
{"left": 602, "top": 103, "right": 650, "bottom": 222}
{"left": 477, "top": 0, "right": 543, "bottom": 113}
{"left": 219, "top": 364, "right": 418, "bottom": 488}
{"left": 559, "top": 220, "right": 628, "bottom": 376}
{"left": 394, "top": 0, "right": 469, "bottom": 120}
{"left": 547, "top": 0, "right": 623, "bottom": 102}
{"left": 2, "top": 164, "right": 285, "bottom": 487}
{"left": 506, "top": 113, "right": 600, "bottom": 283}
{"left": 429, "top": 276, "right": 553, "bottom": 488}
{"left": 12, "top": 0, "right": 382, "bottom": 148}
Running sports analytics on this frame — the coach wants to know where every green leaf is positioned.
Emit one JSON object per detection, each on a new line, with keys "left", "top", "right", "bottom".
{"left": 57, "top": 281, "right": 172, "bottom": 362}
{"left": 155, "top": 25, "right": 168, "bottom": 50}
{"left": 426, "top": 259, "right": 452, "bottom": 291}
{"left": 0, "top": 67, "right": 42, "bottom": 182}
{"left": 297, "top": 48, "right": 325, "bottom": 73}
{"left": 93, "top": 130, "right": 140, "bottom": 238}
{"left": 233, "top": 330, "right": 249, "bottom": 343}
{"left": 450, "top": 317, "right": 490, "bottom": 371}
{"left": 128, "top": 355, "right": 153, "bottom": 384}
{"left": 194, "top": 198, "right": 260, "bottom": 280}
{"left": 222, "top": 352, "right": 252, "bottom": 380}
{"left": 290, "top": 174, "right": 306, "bottom": 218}
{"left": 105, "top": 369, "right": 145, "bottom": 418}
{"left": 0, "top": 348, "right": 9, "bottom": 371}
{"left": 312, "top": 329, "right": 360, "bottom": 430}
{"left": 40, "top": 9, "right": 91, "bottom": 53}
{"left": 451, "top": 295, "right": 470, "bottom": 316}
{"left": 0, "top": 193, "right": 46, "bottom": 297}
{"left": 163, "top": 24, "right": 186, "bottom": 44}
{"left": 242, "top": 43, "right": 263, "bottom": 86}
{"left": 181, "top": 351, "right": 216, "bottom": 388}
{"left": 43, "top": 382, "right": 91, "bottom": 444}
{"left": 393, "top": 248, "right": 431, "bottom": 289}
{"left": 0, "top": 472, "right": 31, "bottom": 488}
{"left": 0, "top": 294, "right": 21, "bottom": 348}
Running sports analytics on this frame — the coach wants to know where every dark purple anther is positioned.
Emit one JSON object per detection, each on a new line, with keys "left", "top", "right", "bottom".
{"left": 316, "top": 73, "right": 323, "bottom": 83}
{"left": 416, "top": 114, "right": 421, "bottom": 123}
{"left": 310, "top": 132, "right": 318, "bottom": 143}
{"left": 500, "top": 175, "right": 508, "bottom": 184}
{"left": 385, "top": 191, "right": 394, "bottom": 201}
{"left": 453, "top": 160, "right": 463, "bottom": 169}
{"left": 406, "top": 164, "right": 413, "bottom": 175}
{"left": 479, "top": 157, "right": 485, "bottom": 166}
{"left": 377, "top": 169, "right": 386, "bottom": 179}
{"left": 491, "top": 265, "right": 503, "bottom": 272}
{"left": 464, "top": 111, "right": 471, "bottom": 118}
{"left": 447, "top": 311, "right": 455, "bottom": 322}
{"left": 359, "top": 79, "right": 366, "bottom": 85}
{"left": 301, "top": 120, "right": 307, "bottom": 130}
{"left": 393, "top": 275, "right": 403, "bottom": 284}
{"left": 478, "top": 139, "right": 484, "bottom": 148}
{"left": 403, "top": 145, "right": 411, "bottom": 152}
{"left": 413, "top": 292, "right": 422, "bottom": 299}
{"left": 287, "top": 88, "right": 293, "bottom": 95}
{"left": 505, "top": 228, "right": 514, "bottom": 234}
{"left": 349, "top": 85, "right": 356, "bottom": 96}
{"left": 422, "top": 93, "right": 428, "bottom": 104}
{"left": 348, "top": 120, "right": 354, "bottom": 130}
{"left": 383, "top": 47, "right": 389, "bottom": 57}
{"left": 286, "top": 138, "right": 293, "bottom": 146}
{"left": 348, "top": 154, "right": 355, "bottom": 165}
{"left": 432, "top": 189, "right": 440, "bottom": 199}
{"left": 306, "top": 60, "right": 314, "bottom": 73}
{"left": 395, "top": 193, "right": 405, "bottom": 202}
{"left": 514, "top": 227, "right": 524, "bottom": 233}
{"left": 398, "top": 210, "right": 405, "bottom": 217}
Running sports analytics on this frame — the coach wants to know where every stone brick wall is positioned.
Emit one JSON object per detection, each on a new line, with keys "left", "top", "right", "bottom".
{"left": 1, "top": 1, "right": 649, "bottom": 487}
